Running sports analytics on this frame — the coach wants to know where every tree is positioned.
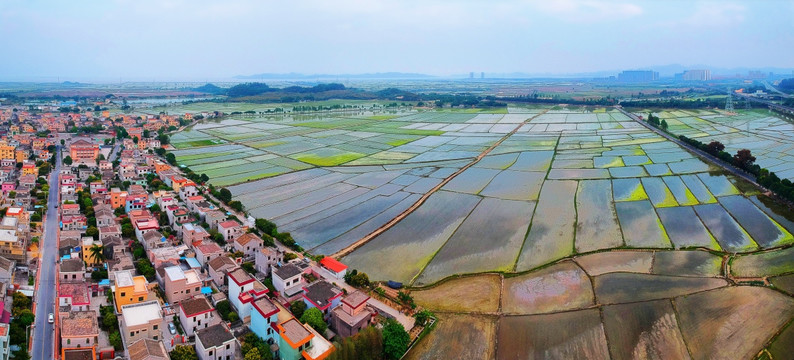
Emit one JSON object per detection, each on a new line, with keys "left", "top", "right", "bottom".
{"left": 149, "top": 203, "right": 161, "bottom": 213}
{"left": 228, "top": 200, "right": 244, "bottom": 212}
{"left": 382, "top": 319, "right": 410, "bottom": 360}
{"left": 30, "top": 212, "right": 42, "bottom": 222}
{"left": 300, "top": 307, "right": 327, "bottom": 334}
{"left": 108, "top": 331, "right": 122, "bottom": 350}
{"left": 200, "top": 173, "right": 210, "bottom": 183}
{"left": 414, "top": 309, "right": 434, "bottom": 326}
{"left": 88, "top": 244, "right": 105, "bottom": 263}
{"left": 218, "top": 188, "right": 232, "bottom": 203}
{"left": 169, "top": 345, "right": 199, "bottom": 360}
{"left": 660, "top": 119, "right": 668, "bottom": 131}
{"left": 707, "top": 141, "right": 725, "bottom": 154}
{"left": 733, "top": 149, "right": 756, "bottom": 170}
{"left": 216, "top": 300, "right": 233, "bottom": 320}
{"left": 121, "top": 223, "right": 134, "bottom": 238}
{"left": 290, "top": 301, "right": 307, "bottom": 319}
{"left": 63, "top": 156, "right": 73, "bottom": 165}
{"left": 143, "top": 129, "right": 150, "bottom": 138}
{"left": 86, "top": 226, "right": 99, "bottom": 240}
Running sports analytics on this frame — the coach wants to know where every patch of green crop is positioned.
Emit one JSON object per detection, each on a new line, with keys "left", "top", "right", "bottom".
{"left": 292, "top": 152, "right": 365, "bottom": 166}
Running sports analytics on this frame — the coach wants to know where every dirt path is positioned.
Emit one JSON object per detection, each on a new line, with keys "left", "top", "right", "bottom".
{"left": 331, "top": 110, "right": 549, "bottom": 259}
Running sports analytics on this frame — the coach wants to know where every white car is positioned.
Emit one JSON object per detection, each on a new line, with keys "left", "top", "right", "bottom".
{"left": 168, "top": 322, "right": 176, "bottom": 335}
{"left": 48, "top": 313, "right": 54, "bottom": 324}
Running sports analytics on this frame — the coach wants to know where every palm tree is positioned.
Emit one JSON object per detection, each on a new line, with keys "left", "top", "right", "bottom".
{"left": 88, "top": 244, "right": 106, "bottom": 264}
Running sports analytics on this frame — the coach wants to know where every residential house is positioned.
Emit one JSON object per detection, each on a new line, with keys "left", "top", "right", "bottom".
{"left": 127, "top": 338, "right": 169, "bottom": 360}
{"left": 277, "top": 318, "right": 334, "bottom": 360}
{"left": 121, "top": 301, "right": 163, "bottom": 344}
{"left": 0, "top": 323, "right": 8, "bottom": 360}
{"left": 101, "top": 235, "right": 125, "bottom": 260}
{"left": 59, "top": 258, "right": 85, "bottom": 282}
{"left": 217, "top": 220, "right": 242, "bottom": 243}
{"left": 81, "top": 236, "right": 103, "bottom": 267}
{"left": 255, "top": 246, "right": 283, "bottom": 276}
{"left": 194, "top": 241, "right": 223, "bottom": 267}
{"left": 163, "top": 266, "right": 203, "bottom": 304}
{"left": 114, "top": 269, "right": 151, "bottom": 312}
{"left": 60, "top": 215, "right": 87, "bottom": 231}
{"left": 204, "top": 210, "right": 226, "bottom": 231}
{"left": 233, "top": 233, "right": 263, "bottom": 259}
{"left": 60, "top": 311, "right": 99, "bottom": 351}
{"left": 195, "top": 324, "right": 236, "bottom": 360}
{"left": 319, "top": 257, "right": 348, "bottom": 280}
{"left": 227, "top": 267, "right": 268, "bottom": 322}
{"left": 98, "top": 224, "right": 122, "bottom": 241}
{"left": 69, "top": 139, "right": 99, "bottom": 165}
{"left": 0, "top": 256, "right": 14, "bottom": 283}
{"left": 178, "top": 297, "right": 221, "bottom": 337}
{"left": 129, "top": 209, "right": 159, "bottom": 244}
{"left": 302, "top": 281, "right": 343, "bottom": 319}
{"left": 183, "top": 223, "right": 210, "bottom": 246}
{"left": 58, "top": 281, "right": 91, "bottom": 313}
{"left": 330, "top": 291, "right": 374, "bottom": 338}
{"left": 272, "top": 264, "right": 306, "bottom": 300}
{"left": 207, "top": 256, "right": 236, "bottom": 288}
{"left": 250, "top": 296, "right": 279, "bottom": 344}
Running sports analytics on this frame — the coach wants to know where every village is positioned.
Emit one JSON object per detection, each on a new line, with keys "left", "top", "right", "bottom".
{"left": 0, "top": 102, "right": 424, "bottom": 360}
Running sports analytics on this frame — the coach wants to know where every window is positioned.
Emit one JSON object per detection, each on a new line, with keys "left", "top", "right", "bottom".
{"left": 226, "top": 344, "right": 230, "bottom": 349}
{"left": 130, "top": 332, "right": 134, "bottom": 337}
{"left": 120, "top": 292, "right": 126, "bottom": 297}
{"left": 66, "top": 339, "right": 70, "bottom": 345}
{"left": 86, "top": 339, "right": 89, "bottom": 344}
{"left": 153, "top": 324, "right": 158, "bottom": 330}
{"left": 209, "top": 350, "right": 213, "bottom": 356}
{"left": 138, "top": 296, "right": 143, "bottom": 301}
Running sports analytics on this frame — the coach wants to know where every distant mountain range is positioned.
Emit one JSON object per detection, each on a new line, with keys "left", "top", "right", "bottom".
{"left": 236, "top": 66, "right": 794, "bottom": 81}
{"left": 234, "top": 72, "right": 436, "bottom": 80}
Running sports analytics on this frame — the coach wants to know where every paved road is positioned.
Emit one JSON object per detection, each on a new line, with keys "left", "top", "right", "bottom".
{"left": 31, "top": 145, "right": 61, "bottom": 360}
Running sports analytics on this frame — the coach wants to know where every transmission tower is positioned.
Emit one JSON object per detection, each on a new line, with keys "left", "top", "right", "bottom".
{"left": 745, "top": 96, "right": 751, "bottom": 110}
{"left": 725, "top": 92, "right": 734, "bottom": 112}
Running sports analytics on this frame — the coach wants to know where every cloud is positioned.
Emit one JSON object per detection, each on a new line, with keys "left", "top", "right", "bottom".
{"left": 532, "top": 0, "right": 644, "bottom": 21}
{"left": 663, "top": 1, "right": 745, "bottom": 28}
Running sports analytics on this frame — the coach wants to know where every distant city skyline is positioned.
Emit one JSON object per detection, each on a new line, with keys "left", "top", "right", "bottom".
{"left": 1, "top": 0, "right": 792, "bottom": 81}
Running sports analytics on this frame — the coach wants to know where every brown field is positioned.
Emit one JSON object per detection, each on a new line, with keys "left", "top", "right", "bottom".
{"left": 593, "top": 273, "right": 727, "bottom": 304}
{"left": 651, "top": 250, "right": 722, "bottom": 277}
{"left": 674, "top": 287, "right": 794, "bottom": 360}
{"left": 497, "top": 309, "right": 610, "bottom": 360}
{"left": 771, "top": 273, "right": 794, "bottom": 296}
{"left": 405, "top": 314, "right": 497, "bottom": 360}
{"left": 574, "top": 251, "right": 654, "bottom": 276}
{"left": 602, "top": 300, "right": 690, "bottom": 359}
{"left": 412, "top": 273, "right": 501, "bottom": 313}
{"left": 502, "top": 261, "right": 594, "bottom": 315}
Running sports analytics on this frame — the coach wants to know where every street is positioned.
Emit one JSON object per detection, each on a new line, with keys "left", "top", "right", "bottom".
{"left": 31, "top": 145, "right": 61, "bottom": 360}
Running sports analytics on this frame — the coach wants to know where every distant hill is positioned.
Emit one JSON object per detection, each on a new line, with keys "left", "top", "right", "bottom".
{"left": 192, "top": 83, "right": 226, "bottom": 94}
{"left": 234, "top": 72, "right": 435, "bottom": 80}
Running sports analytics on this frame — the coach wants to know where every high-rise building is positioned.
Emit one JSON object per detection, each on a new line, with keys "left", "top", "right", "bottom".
{"left": 617, "top": 70, "right": 659, "bottom": 82}
{"left": 682, "top": 69, "right": 711, "bottom": 81}
{"left": 469, "top": 72, "right": 474, "bottom": 79}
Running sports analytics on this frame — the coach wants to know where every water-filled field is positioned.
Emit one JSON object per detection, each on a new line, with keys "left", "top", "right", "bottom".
{"left": 187, "top": 105, "right": 794, "bottom": 358}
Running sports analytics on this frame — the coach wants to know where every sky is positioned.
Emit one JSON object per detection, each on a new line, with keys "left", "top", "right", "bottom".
{"left": 0, "top": 0, "right": 792, "bottom": 81}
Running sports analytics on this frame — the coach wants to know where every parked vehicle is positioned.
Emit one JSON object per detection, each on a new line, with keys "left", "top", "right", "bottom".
{"left": 168, "top": 322, "right": 176, "bottom": 335}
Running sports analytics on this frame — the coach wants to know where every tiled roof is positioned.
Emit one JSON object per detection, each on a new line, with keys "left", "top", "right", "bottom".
{"left": 196, "top": 324, "right": 234, "bottom": 349}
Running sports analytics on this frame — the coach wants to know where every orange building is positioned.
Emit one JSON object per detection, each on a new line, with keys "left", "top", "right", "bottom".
{"left": 110, "top": 188, "right": 128, "bottom": 209}
{"left": 69, "top": 139, "right": 99, "bottom": 164}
